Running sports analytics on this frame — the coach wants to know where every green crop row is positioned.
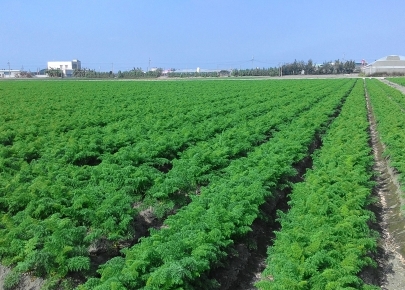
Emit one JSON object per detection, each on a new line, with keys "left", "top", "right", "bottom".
{"left": 256, "top": 80, "right": 378, "bottom": 290}
{"left": 0, "top": 79, "right": 351, "bottom": 284}
{"left": 387, "top": 77, "right": 405, "bottom": 87}
{"left": 0, "top": 81, "right": 282, "bottom": 168}
{"left": 80, "top": 80, "right": 356, "bottom": 289}
{"left": 371, "top": 78, "right": 405, "bottom": 110}
{"left": 366, "top": 79, "right": 405, "bottom": 186}
{"left": 144, "top": 80, "right": 354, "bottom": 216}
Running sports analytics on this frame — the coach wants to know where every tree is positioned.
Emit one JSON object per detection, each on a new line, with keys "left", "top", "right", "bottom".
{"left": 17, "top": 71, "right": 33, "bottom": 78}
{"left": 304, "top": 59, "right": 313, "bottom": 75}
{"left": 343, "top": 60, "right": 355, "bottom": 73}
{"left": 46, "top": 68, "right": 62, "bottom": 77}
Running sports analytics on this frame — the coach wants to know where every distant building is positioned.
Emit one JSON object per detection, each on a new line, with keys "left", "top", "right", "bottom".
{"left": 354, "top": 60, "right": 367, "bottom": 73}
{"left": 47, "top": 59, "right": 81, "bottom": 77}
{"left": 167, "top": 67, "right": 232, "bottom": 76}
{"left": 0, "top": 69, "right": 20, "bottom": 78}
{"left": 173, "top": 68, "right": 222, "bottom": 74}
{"left": 362, "top": 55, "right": 405, "bottom": 76}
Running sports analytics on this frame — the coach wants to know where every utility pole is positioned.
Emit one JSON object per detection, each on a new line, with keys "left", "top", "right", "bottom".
{"left": 7, "top": 61, "right": 10, "bottom": 78}
{"left": 148, "top": 57, "right": 151, "bottom": 72}
{"left": 279, "top": 62, "right": 283, "bottom": 77}
{"left": 251, "top": 56, "right": 254, "bottom": 69}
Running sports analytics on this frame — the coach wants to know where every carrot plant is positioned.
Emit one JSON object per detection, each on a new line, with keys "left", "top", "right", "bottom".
{"left": 0, "top": 79, "right": 355, "bottom": 285}
{"left": 80, "top": 80, "right": 356, "bottom": 289}
{"left": 366, "top": 79, "right": 405, "bottom": 186}
{"left": 256, "top": 80, "right": 378, "bottom": 290}
{"left": 387, "top": 77, "right": 405, "bottom": 87}
{"left": 372, "top": 78, "right": 405, "bottom": 110}
{"left": 144, "top": 80, "right": 350, "bottom": 215}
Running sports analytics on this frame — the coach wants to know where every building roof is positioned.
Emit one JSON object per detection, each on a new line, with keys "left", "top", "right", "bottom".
{"left": 170, "top": 68, "right": 223, "bottom": 73}
{"left": 366, "top": 55, "right": 405, "bottom": 68}
{"left": 48, "top": 59, "right": 80, "bottom": 62}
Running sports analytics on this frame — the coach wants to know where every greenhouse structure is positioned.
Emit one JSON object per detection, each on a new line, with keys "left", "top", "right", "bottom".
{"left": 363, "top": 55, "right": 405, "bottom": 76}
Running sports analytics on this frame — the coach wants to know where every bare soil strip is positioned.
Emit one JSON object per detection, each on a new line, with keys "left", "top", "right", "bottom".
{"left": 364, "top": 80, "right": 405, "bottom": 289}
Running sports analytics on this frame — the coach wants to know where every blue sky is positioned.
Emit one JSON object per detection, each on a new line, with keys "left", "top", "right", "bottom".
{"left": 1, "top": 0, "right": 404, "bottom": 72}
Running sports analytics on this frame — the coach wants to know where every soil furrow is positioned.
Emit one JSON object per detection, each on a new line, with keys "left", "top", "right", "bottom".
{"left": 364, "top": 79, "right": 405, "bottom": 289}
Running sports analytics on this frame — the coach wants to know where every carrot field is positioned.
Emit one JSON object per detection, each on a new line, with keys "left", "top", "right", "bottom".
{"left": 0, "top": 78, "right": 404, "bottom": 289}
{"left": 387, "top": 77, "right": 405, "bottom": 87}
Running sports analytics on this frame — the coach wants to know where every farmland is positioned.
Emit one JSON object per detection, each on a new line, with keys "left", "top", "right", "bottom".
{"left": 0, "top": 78, "right": 405, "bottom": 289}
{"left": 256, "top": 80, "right": 377, "bottom": 289}
{"left": 387, "top": 77, "right": 405, "bottom": 87}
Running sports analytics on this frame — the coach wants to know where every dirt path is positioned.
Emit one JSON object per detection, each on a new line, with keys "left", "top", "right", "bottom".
{"left": 364, "top": 80, "right": 405, "bottom": 289}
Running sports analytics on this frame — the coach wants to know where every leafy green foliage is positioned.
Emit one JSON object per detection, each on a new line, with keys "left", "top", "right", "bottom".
{"left": 256, "top": 81, "right": 379, "bottom": 289}
{"left": 80, "top": 79, "right": 356, "bottom": 289}
{"left": 387, "top": 77, "right": 405, "bottom": 87}
{"left": 3, "top": 270, "right": 21, "bottom": 290}
{"left": 0, "top": 79, "right": 357, "bottom": 286}
{"left": 366, "top": 79, "right": 405, "bottom": 185}
{"left": 144, "top": 80, "right": 348, "bottom": 214}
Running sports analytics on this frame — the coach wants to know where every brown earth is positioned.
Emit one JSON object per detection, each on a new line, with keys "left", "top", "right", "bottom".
{"left": 364, "top": 79, "right": 405, "bottom": 289}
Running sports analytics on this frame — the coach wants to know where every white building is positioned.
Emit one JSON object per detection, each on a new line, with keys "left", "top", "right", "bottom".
{"left": 47, "top": 59, "right": 81, "bottom": 77}
{"left": 362, "top": 55, "right": 405, "bottom": 76}
{"left": 0, "top": 69, "right": 21, "bottom": 78}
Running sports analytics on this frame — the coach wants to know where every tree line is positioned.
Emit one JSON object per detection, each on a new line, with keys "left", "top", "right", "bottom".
{"left": 280, "top": 59, "right": 356, "bottom": 75}
{"left": 116, "top": 67, "right": 163, "bottom": 78}
{"left": 45, "top": 68, "right": 163, "bottom": 79}
{"left": 232, "top": 59, "right": 356, "bottom": 77}
{"left": 45, "top": 59, "right": 356, "bottom": 78}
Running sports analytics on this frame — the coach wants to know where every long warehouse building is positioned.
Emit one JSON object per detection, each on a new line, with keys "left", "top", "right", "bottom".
{"left": 363, "top": 55, "right": 405, "bottom": 76}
